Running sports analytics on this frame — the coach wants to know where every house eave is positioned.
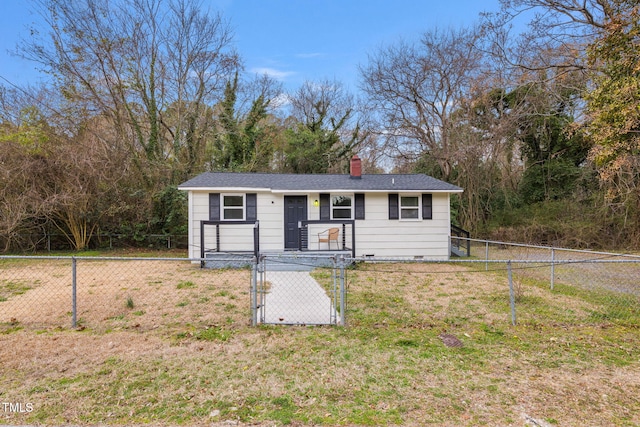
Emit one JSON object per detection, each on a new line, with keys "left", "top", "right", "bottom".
{"left": 178, "top": 186, "right": 272, "bottom": 192}
{"left": 179, "top": 187, "right": 463, "bottom": 194}
{"left": 270, "top": 189, "right": 463, "bottom": 194}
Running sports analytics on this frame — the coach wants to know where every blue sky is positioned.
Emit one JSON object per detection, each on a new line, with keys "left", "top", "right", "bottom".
{"left": 1, "top": 0, "right": 502, "bottom": 93}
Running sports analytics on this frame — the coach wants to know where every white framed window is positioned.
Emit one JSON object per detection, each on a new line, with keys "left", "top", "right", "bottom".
{"left": 222, "top": 194, "right": 245, "bottom": 220}
{"left": 400, "top": 195, "right": 420, "bottom": 220}
{"left": 331, "top": 194, "right": 353, "bottom": 219}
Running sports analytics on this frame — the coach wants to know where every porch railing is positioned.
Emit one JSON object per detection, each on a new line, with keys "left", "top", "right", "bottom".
{"left": 200, "top": 220, "right": 260, "bottom": 266}
{"left": 450, "top": 223, "right": 471, "bottom": 257}
{"left": 299, "top": 220, "right": 355, "bottom": 258}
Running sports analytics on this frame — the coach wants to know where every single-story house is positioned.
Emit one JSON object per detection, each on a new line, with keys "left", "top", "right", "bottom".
{"left": 178, "top": 156, "right": 463, "bottom": 260}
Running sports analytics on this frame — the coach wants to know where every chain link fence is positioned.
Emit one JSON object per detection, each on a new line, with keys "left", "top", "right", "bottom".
{"left": 2, "top": 241, "right": 639, "bottom": 332}
{"left": 463, "top": 238, "right": 640, "bottom": 325}
{"left": 466, "top": 237, "right": 640, "bottom": 293}
{"left": 4, "top": 233, "right": 189, "bottom": 252}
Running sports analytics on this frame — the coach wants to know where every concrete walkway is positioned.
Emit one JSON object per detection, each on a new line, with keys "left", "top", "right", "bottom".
{"left": 259, "top": 271, "right": 338, "bottom": 325}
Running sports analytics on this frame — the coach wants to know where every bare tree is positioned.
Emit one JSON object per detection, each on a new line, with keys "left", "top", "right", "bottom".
{"left": 0, "top": 141, "right": 56, "bottom": 252}
{"left": 20, "top": 0, "right": 238, "bottom": 183}
{"left": 483, "top": 0, "right": 614, "bottom": 74}
{"left": 360, "top": 27, "right": 486, "bottom": 181}
{"left": 46, "top": 116, "right": 135, "bottom": 250}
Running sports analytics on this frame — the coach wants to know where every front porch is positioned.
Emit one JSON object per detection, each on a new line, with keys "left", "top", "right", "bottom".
{"left": 298, "top": 220, "right": 355, "bottom": 257}
{"left": 198, "top": 220, "right": 470, "bottom": 268}
{"left": 203, "top": 250, "right": 353, "bottom": 270}
{"left": 200, "top": 219, "right": 356, "bottom": 261}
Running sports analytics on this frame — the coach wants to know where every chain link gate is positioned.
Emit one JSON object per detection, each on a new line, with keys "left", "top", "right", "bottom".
{"left": 250, "top": 254, "right": 346, "bottom": 326}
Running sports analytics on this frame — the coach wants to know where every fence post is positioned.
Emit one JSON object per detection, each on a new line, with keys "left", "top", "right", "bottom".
{"left": 550, "top": 248, "right": 555, "bottom": 291}
{"left": 339, "top": 256, "right": 346, "bottom": 326}
{"left": 485, "top": 241, "right": 489, "bottom": 271}
{"left": 508, "top": 261, "right": 516, "bottom": 326}
{"left": 72, "top": 257, "right": 77, "bottom": 329}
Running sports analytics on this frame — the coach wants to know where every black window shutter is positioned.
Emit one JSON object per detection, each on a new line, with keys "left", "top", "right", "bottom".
{"left": 319, "top": 193, "right": 330, "bottom": 220}
{"left": 209, "top": 193, "right": 220, "bottom": 221}
{"left": 388, "top": 193, "right": 399, "bottom": 220}
{"left": 355, "top": 193, "right": 365, "bottom": 220}
{"left": 422, "top": 193, "right": 433, "bottom": 220}
{"left": 246, "top": 193, "right": 257, "bottom": 221}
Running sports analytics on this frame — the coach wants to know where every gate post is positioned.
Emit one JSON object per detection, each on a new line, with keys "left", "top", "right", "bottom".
{"left": 259, "top": 255, "right": 266, "bottom": 324}
{"left": 251, "top": 256, "right": 258, "bottom": 326}
{"left": 339, "top": 255, "right": 346, "bottom": 326}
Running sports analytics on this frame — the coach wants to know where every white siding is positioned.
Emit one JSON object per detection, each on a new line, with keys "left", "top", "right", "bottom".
{"left": 302, "top": 192, "right": 451, "bottom": 258}
{"left": 186, "top": 190, "right": 453, "bottom": 259}
{"left": 188, "top": 191, "right": 207, "bottom": 259}
{"left": 257, "top": 193, "right": 284, "bottom": 251}
{"left": 353, "top": 193, "right": 451, "bottom": 259}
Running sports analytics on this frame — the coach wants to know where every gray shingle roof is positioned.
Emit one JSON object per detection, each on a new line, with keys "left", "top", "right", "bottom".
{"left": 178, "top": 172, "right": 462, "bottom": 192}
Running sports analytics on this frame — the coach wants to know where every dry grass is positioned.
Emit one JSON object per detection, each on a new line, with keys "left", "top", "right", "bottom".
{"left": 0, "top": 258, "right": 249, "bottom": 332}
{"left": 1, "top": 257, "right": 640, "bottom": 426}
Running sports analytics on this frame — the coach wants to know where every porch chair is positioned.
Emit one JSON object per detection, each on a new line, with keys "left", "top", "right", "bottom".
{"left": 318, "top": 227, "right": 340, "bottom": 250}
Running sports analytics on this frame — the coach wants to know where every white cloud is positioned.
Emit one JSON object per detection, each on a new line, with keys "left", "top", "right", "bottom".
{"left": 250, "top": 67, "right": 295, "bottom": 81}
{"left": 295, "top": 52, "right": 325, "bottom": 59}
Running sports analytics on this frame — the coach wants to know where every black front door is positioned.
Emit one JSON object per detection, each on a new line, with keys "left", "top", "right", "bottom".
{"left": 284, "top": 196, "right": 307, "bottom": 250}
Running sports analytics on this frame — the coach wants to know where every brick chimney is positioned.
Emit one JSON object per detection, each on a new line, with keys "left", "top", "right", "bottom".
{"left": 350, "top": 154, "right": 362, "bottom": 179}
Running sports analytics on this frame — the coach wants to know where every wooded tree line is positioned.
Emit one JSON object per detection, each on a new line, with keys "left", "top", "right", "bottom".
{"left": 1, "top": 0, "right": 638, "bottom": 251}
